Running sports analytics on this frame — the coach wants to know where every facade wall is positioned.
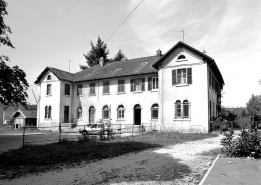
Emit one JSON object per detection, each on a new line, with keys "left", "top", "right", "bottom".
{"left": 72, "top": 74, "right": 159, "bottom": 127}
{"left": 3, "top": 102, "right": 27, "bottom": 124}
{"left": 159, "top": 48, "right": 209, "bottom": 133}
{"left": 37, "top": 71, "right": 62, "bottom": 128}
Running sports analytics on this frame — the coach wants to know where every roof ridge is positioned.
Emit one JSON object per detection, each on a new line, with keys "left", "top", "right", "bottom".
{"left": 48, "top": 67, "right": 74, "bottom": 76}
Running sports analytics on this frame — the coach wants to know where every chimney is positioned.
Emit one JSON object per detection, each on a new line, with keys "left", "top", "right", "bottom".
{"left": 202, "top": 50, "right": 206, "bottom": 54}
{"left": 99, "top": 57, "right": 104, "bottom": 66}
{"left": 156, "top": 49, "right": 162, "bottom": 57}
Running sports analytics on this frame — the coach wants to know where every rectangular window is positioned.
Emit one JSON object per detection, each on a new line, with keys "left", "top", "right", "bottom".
{"left": 151, "top": 109, "right": 158, "bottom": 119}
{"left": 172, "top": 68, "right": 192, "bottom": 85}
{"left": 77, "top": 85, "right": 82, "bottom": 96}
{"left": 103, "top": 81, "right": 110, "bottom": 94}
{"left": 65, "top": 84, "right": 70, "bottom": 95}
{"left": 152, "top": 77, "right": 158, "bottom": 89}
{"left": 90, "top": 83, "right": 95, "bottom": 95}
{"left": 118, "top": 80, "right": 125, "bottom": 93}
{"left": 131, "top": 78, "right": 145, "bottom": 92}
{"left": 46, "top": 84, "right": 51, "bottom": 95}
{"left": 103, "top": 110, "right": 109, "bottom": 119}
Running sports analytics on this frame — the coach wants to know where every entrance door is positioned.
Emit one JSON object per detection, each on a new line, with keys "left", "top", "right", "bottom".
{"left": 134, "top": 104, "right": 141, "bottom": 125}
{"left": 89, "top": 106, "right": 95, "bottom": 124}
{"left": 64, "top": 106, "right": 69, "bottom": 123}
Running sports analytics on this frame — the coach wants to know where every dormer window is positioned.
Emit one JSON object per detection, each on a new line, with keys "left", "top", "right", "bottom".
{"left": 176, "top": 54, "right": 187, "bottom": 62}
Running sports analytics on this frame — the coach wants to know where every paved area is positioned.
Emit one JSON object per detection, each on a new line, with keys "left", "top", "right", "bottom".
{"left": 202, "top": 157, "right": 261, "bottom": 185}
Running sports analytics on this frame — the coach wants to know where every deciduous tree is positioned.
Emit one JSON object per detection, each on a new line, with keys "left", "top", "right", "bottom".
{"left": 0, "top": 0, "right": 29, "bottom": 105}
{"left": 246, "top": 94, "right": 261, "bottom": 116}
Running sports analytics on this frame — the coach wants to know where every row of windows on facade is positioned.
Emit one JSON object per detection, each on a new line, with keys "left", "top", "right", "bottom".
{"left": 46, "top": 77, "right": 159, "bottom": 96}
{"left": 209, "top": 70, "right": 220, "bottom": 93}
{"left": 44, "top": 104, "right": 159, "bottom": 120}
{"left": 44, "top": 100, "right": 191, "bottom": 120}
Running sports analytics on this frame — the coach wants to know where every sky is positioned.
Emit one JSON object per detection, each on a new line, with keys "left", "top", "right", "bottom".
{"left": 2, "top": 0, "right": 261, "bottom": 108}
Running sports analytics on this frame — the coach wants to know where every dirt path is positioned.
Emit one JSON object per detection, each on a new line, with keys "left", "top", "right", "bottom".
{"left": 0, "top": 134, "right": 223, "bottom": 185}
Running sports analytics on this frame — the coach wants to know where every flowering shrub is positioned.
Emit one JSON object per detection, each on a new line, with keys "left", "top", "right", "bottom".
{"left": 221, "top": 129, "right": 261, "bottom": 159}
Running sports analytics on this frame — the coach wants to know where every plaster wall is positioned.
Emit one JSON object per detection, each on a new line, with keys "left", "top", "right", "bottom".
{"left": 37, "top": 71, "right": 62, "bottom": 128}
{"left": 159, "top": 48, "right": 209, "bottom": 132}
{"left": 72, "top": 74, "right": 159, "bottom": 128}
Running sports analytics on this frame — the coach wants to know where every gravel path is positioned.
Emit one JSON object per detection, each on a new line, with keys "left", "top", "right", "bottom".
{"left": 0, "top": 134, "right": 223, "bottom": 185}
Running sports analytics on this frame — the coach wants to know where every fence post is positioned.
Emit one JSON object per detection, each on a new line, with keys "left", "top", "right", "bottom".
{"left": 22, "top": 126, "right": 25, "bottom": 148}
{"left": 59, "top": 122, "right": 61, "bottom": 142}
{"left": 132, "top": 124, "right": 134, "bottom": 136}
{"left": 120, "top": 124, "right": 121, "bottom": 137}
{"left": 142, "top": 123, "right": 143, "bottom": 134}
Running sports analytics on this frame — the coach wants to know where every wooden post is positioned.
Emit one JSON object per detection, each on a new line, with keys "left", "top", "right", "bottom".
{"left": 132, "top": 124, "right": 134, "bottom": 136}
{"left": 83, "top": 125, "right": 86, "bottom": 140}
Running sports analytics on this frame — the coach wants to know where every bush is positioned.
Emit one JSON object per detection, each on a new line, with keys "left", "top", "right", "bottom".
{"left": 221, "top": 129, "right": 261, "bottom": 159}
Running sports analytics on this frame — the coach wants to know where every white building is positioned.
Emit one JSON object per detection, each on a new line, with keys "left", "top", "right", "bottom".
{"left": 35, "top": 42, "right": 224, "bottom": 133}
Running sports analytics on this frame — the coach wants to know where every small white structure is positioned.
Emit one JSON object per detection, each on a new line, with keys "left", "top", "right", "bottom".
{"left": 35, "top": 42, "right": 224, "bottom": 133}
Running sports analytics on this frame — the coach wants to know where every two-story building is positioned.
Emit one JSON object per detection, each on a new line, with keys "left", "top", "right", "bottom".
{"left": 35, "top": 41, "right": 224, "bottom": 133}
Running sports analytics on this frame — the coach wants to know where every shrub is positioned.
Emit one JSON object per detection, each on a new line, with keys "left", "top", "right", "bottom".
{"left": 221, "top": 129, "right": 261, "bottom": 159}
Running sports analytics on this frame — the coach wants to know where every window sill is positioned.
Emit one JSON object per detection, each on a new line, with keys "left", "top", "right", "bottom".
{"left": 117, "top": 92, "right": 126, "bottom": 95}
{"left": 64, "top": 95, "right": 70, "bottom": 97}
{"left": 176, "top": 59, "right": 188, "bottom": 62}
{"left": 173, "top": 118, "right": 191, "bottom": 121}
{"left": 77, "top": 118, "right": 83, "bottom": 121}
{"left": 175, "top": 84, "right": 189, "bottom": 87}
{"left": 150, "top": 118, "right": 158, "bottom": 121}
{"left": 44, "top": 118, "right": 52, "bottom": 120}
{"left": 46, "top": 95, "right": 52, "bottom": 97}
{"left": 102, "top": 93, "right": 110, "bottom": 95}
{"left": 150, "top": 89, "right": 158, "bottom": 92}
{"left": 133, "top": 91, "right": 143, "bottom": 94}
{"left": 89, "top": 94, "right": 96, "bottom": 96}
{"left": 116, "top": 119, "right": 126, "bottom": 121}
{"left": 77, "top": 95, "right": 83, "bottom": 97}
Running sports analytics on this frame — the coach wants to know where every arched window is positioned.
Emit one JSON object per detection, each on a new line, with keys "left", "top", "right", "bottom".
{"left": 175, "top": 100, "right": 181, "bottom": 118}
{"left": 177, "top": 54, "right": 187, "bottom": 61}
{"left": 117, "top": 105, "right": 125, "bottom": 119}
{"left": 77, "top": 107, "right": 82, "bottom": 119}
{"left": 151, "top": 103, "right": 158, "bottom": 119}
{"left": 47, "top": 75, "right": 52, "bottom": 80}
{"left": 183, "top": 100, "right": 189, "bottom": 118}
{"left": 102, "top": 105, "right": 110, "bottom": 119}
{"left": 45, "top": 106, "right": 48, "bottom": 119}
{"left": 48, "top": 106, "right": 52, "bottom": 119}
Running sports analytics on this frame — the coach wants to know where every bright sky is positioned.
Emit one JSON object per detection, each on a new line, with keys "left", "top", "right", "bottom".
{"left": 2, "top": 0, "right": 261, "bottom": 108}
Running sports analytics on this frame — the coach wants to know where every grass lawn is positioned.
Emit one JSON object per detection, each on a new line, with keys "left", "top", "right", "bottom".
{"left": 0, "top": 131, "right": 217, "bottom": 179}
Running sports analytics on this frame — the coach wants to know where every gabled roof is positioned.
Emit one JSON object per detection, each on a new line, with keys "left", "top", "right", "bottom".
{"left": 73, "top": 56, "right": 159, "bottom": 82}
{"left": 35, "top": 67, "right": 74, "bottom": 84}
{"left": 11, "top": 110, "right": 37, "bottom": 119}
{"left": 153, "top": 41, "right": 224, "bottom": 87}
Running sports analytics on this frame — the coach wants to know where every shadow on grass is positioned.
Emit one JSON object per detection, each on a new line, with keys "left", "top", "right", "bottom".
{"left": 0, "top": 132, "right": 218, "bottom": 180}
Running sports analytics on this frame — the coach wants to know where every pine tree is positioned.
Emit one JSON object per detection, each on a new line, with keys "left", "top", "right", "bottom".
{"left": 112, "top": 49, "right": 126, "bottom": 62}
{"left": 80, "top": 37, "right": 111, "bottom": 69}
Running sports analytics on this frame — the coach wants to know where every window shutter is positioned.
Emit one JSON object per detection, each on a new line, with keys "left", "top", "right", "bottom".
{"left": 117, "top": 81, "right": 120, "bottom": 92}
{"left": 187, "top": 68, "right": 192, "bottom": 84}
{"left": 172, "top": 70, "right": 176, "bottom": 85}
{"left": 130, "top": 79, "right": 134, "bottom": 92}
{"left": 141, "top": 78, "right": 145, "bottom": 91}
{"left": 148, "top": 77, "right": 152, "bottom": 90}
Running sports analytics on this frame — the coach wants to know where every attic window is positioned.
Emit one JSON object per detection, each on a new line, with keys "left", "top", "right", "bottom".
{"left": 47, "top": 75, "right": 52, "bottom": 80}
{"left": 177, "top": 54, "right": 187, "bottom": 62}
{"left": 140, "top": 62, "right": 148, "bottom": 66}
{"left": 115, "top": 68, "right": 122, "bottom": 72}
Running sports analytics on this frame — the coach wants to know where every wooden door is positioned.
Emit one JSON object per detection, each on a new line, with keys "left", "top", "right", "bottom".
{"left": 64, "top": 106, "right": 69, "bottom": 123}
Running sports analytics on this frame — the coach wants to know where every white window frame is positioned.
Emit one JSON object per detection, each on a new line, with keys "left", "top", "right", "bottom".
{"left": 174, "top": 100, "right": 191, "bottom": 120}
{"left": 152, "top": 77, "right": 158, "bottom": 90}
{"left": 117, "top": 105, "right": 125, "bottom": 119}
{"left": 46, "top": 84, "right": 52, "bottom": 96}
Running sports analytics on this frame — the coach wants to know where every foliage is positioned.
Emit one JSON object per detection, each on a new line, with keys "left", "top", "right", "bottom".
{"left": 0, "top": 0, "right": 14, "bottom": 49}
{"left": 221, "top": 129, "right": 261, "bottom": 159}
{"left": 246, "top": 94, "right": 261, "bottom": 116}
{"left": 80, "top": 36, "right": 111, "bottom": 69}
{"left": 0, "top": 0, "right": 29, "bottom": 105}
{"left": 112, "top": 49, "right": 126, "bottom": 62}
